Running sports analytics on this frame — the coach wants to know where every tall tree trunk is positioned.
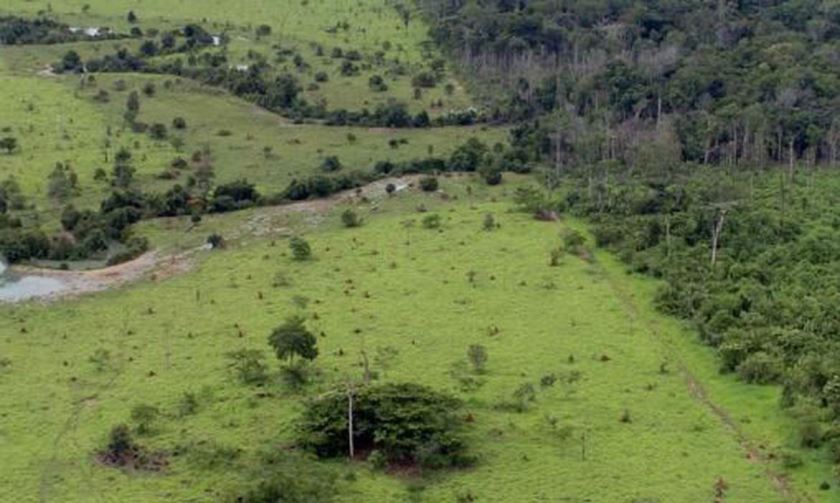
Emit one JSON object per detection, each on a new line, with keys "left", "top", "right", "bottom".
{"left": 346, "top": 384, "right": 355, "bottom": 459}
{"left": 711, "top": 209, "right": 727, "bottom": 267}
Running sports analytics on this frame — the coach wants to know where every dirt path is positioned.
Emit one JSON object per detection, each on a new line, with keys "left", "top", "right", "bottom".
{"left": 6, "top": 175, "right": 425, "bottom": 303}
{"left": 594, "top": 254, "right": 806, "bottom": 502}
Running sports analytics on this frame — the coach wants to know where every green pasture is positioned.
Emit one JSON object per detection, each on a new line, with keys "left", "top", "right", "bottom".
{"left": 0, "top": 178, "right": 828, "bottom": 501}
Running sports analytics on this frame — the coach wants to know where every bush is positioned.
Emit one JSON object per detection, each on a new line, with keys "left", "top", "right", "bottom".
{"left": 422, "top": 214, "right": 441, "bottom": 229}
{"left": 419, "top": 176, "right": 439, "bottom": 192}
{"left": 98, "top": 423, "right": 165, "bottom": 470}
{"left": 562, "top": 229, "right": 585, "bottom": 249}
{"left": 234, "top": 452, "right": 337, "bottom": 502}
{"left": 289, "top": 236, "right": 312, "bottom": 260}
{"left": 736, "top": 351, "right": 782, "bottom": 384}
{"left": 299, "top": 382, "right": 473, "bottom": 469}
{"left": 467, "top": 344, "right": 488, "bottom": 373}
{"left": 341, "top": 208, "right": 362, "bottom": 228}
{"left": 412, "top": 71, "right": 437, "bottom": 88}
{"left": 320, "top": 155, "right": 343, "bottom": 172}
{"left": 130, "top": 403, "right": 160, "bottom": 435}
{"left": 226, "top": 349, "right": 268, "bottom": 385}
{"left": 368, "top": 75, "right": 388, "bottom": 92}
{"left": 483, "top": 213, "right": 495, "bottom": 231}
{"left": 207, "top": 233, "right": 225, "bottom": 249}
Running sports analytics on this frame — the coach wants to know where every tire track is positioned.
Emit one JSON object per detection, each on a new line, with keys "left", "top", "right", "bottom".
{"left": 592, "top": 255, "right": 806, "bottom": 502}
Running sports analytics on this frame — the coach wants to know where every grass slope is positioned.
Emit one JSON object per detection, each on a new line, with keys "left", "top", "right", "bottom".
{"left": 1, "top": 0, "right": 472, "bottom": 113}
{"left": 0, "top": 71, "right": 503, "bottom": 226}
{"left": 0, "top": 178, "right": 808, "bottom": 502}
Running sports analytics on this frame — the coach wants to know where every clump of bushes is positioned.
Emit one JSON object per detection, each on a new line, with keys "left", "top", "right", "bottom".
{"left": 299, "top": 382, "right": 474, "bottom": 470}
{"left": 98, "top": 424, "right": 167, "bottom": 471}
{"left": 419, "top": 176, "right": 439, "bottom": 192}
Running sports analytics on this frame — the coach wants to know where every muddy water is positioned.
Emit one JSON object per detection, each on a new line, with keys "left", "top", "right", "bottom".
{"left": 0, "top": 261, "right": 69, "bottom": 302}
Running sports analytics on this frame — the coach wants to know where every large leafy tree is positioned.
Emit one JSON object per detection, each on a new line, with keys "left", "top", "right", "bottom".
{"left": 268, "top": 316, "right": 318, "bottom": 363}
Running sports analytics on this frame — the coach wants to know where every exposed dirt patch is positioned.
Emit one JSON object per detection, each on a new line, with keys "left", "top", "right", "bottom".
{"left": 37, "top": 65, "right": 57, "bottom": 78}
{"left": 7, "top": 175, "right": 428, "bottom": 303}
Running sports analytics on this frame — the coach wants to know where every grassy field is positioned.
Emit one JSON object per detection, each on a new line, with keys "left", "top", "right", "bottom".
{"left": 0, "top": 2, "right": 837, "bottom": 502}
{"left": 0, "top": 0, "right": 492, "bottom": 230}
{"left": 0, "top": 176, "right": 831, "bottom": 502}
{"left": 0, "top": 0, "right": 472, "bottom": 114}
{"left": 0, "top": 69, "right": 503, "bottom": 228}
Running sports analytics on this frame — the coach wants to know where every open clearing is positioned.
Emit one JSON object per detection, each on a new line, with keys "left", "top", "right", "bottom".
{"left": 0, "top": 177, "right": 827, "bottom": 501}
{"left": 0, "top": 1, "right": 837, "bottom": 501}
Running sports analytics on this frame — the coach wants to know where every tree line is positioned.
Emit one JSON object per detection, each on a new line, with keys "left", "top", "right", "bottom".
{"left": 418, "top": 0, "right": 840, "bottom": 170}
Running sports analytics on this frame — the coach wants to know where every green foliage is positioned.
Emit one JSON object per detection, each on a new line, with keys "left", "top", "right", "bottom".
{"left": 0, "top": 136, "right": 18, "bottom": 154}
{"left": 482, "top": 213, "right": 495, "bottom": 231}
{"left": 320, "top": 155, "right": 343, "bottom": 173}
{"left": 299, "top": 382, "right": 473, "bottom": 469}
{"left": 421, "top": 0, "right": 840, "bottom": 168}
{"left": 226, "top": 349, "right": 268, "bottom": 385}
{"left": 130, "top": 403, "right": 160, "bottom": 435}
{"left": 234, "top": 451, "right": 337, "bottom": 503}
{"left": 341, "top": 208, "right": 362, "bottom": 228}
{"left": 268, "top": 316, "right": 318, "bottom": 363}
{"left": 421, "top": 214, "right": 441, "bottom": 229}
{"left": 419, "top": 176, "right": 439, "bottom": 192}
{"left": 467, "top": 344, "right": 488, "bottom": 373}
{"left": 289, "top": 236, "right": 312, "bottom": 261}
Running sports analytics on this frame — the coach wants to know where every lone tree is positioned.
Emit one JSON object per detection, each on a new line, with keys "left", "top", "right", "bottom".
{"left": 268, "top": 316, "right": 319, "bottom": 364}
{"left": 0, "top": 137, "right": 18, "bottom": 154}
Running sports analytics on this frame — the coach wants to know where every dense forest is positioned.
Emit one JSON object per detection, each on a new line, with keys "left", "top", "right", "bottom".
{"left": 419, "top": 0, "right": 840, "bottom": 169}
{"left": 420, "top": 0, "right": 840, "bottom": 472}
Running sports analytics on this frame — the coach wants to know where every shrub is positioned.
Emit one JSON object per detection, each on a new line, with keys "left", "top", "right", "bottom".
{"left": 299, "top": 382, "right": 473, "bottom": 469}
{"left": 130, "top": 403, "right": 160, "bottom": 435}
{"left": 411, "top": 71, "right": 437, "bottom": 88}
{"left": 419, "top": 176, "right": 439, "bottom": 192}
{"left": 234, "top": 452, "right": 337, "bottom": 502}
{"left": 172, "top": 117, "right": 187, "bottom": 129}
{"left": 341, "top": 208, "right": 362, "bottom": 228}
{"left": 480, "top": 165, "right": 503, "bottom": 185}
{"left": 736, "top": 351, "right": 782, "bottom": 384}
{"left": 207, "top": 233, "right": 225, "bottom": 249}
{"left": 368, "top": 74, "right": 388, "bottom": 92}
{"left": 98, "top": 423, "right": 165, "bottom": 470}
{"left": 149, "top": 123, "right": 167, "bottom": 140}
{"left": 422, "top": 214, "right": 441, "bottom": 229}
{"left": 289, "top": 236, "right": 312, "bottom": 260}
{"left": 226, "top": 349, "right": 268, "bottom": 385}
{"left": 177, "top": 392, "right": 199, "bottom": 417}
{"left": 320, "top": 155, "right": 343, "bottom": 172}
{"left": 483, "top": 213, "right": 495, "bottom": 231}
{"left": 562, "top": 229, "right": 585, "bottom": 249}
{"left": 467, "top": 344, "right": 488, "bottom": 373}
